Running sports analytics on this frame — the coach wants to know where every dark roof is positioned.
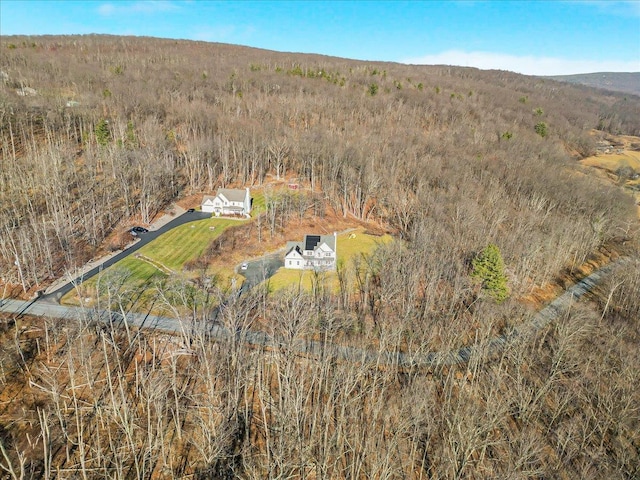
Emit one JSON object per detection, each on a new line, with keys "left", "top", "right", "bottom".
{"left": 285, "top": 234, "right": 336, "bottom": 260}
{"left": 305, "top": 235, "right": 321, "bottom": 251}
{"left": 304, "top": 234, "right": 336, "bottom": 252}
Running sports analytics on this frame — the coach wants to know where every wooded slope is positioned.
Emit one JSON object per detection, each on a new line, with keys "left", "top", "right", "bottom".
{"left": 0, "top": 35, "right": 639, "bottom": 479}
{"left": 545, "top": 72, "right": 640, "bottom": 96}
{"left": 1, "top": 35, "right": 637, "bottom": 294}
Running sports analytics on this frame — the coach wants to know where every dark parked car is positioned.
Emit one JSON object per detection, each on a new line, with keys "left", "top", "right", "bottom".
{"left": 130, "top": 226, "right": 149, "bottom": 235}
{"left": 187, "top": 208, "right": 195, "bottom": 213}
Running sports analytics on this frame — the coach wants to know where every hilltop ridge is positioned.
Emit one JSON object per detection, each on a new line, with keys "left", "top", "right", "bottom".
{"left": 544, "top": 71, "right": 640, "bottom": 96}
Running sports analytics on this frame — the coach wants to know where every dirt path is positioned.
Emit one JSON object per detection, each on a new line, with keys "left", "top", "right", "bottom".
{"left": 134, "top": 254, "right": 176, "bottom": 275}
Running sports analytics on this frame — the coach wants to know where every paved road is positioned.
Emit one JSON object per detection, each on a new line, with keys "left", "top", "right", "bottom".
{"left": 1, "top": 257, "right": 630, "bottom": 369}
{"left": 42, "top": 211, "right": 211, "bottom": 302}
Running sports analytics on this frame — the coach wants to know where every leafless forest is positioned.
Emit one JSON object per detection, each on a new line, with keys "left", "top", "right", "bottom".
{"left": 1, "top": 35, "right": 639, "bottom": 479}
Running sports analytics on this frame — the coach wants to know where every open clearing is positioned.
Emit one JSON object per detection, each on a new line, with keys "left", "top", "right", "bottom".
{"left": 580, "top": 134, "right": 640, "bottom": 218}
{"left": 60, "top": 185, "right": 385, "bottom": 308}
{"left": 581, "top": 132, "right": 640, "bottom": 174}
{"left": 265, "top": 228, "right": 394, "bottom": 292}
{"left": 138, "top": 217, "right": 239, "bottom": 272}
{"left": 62, "top": 216, "right": 242, "bottom": 306}
{"left": 581, "top": 150, "right": 640, "bottom": 172}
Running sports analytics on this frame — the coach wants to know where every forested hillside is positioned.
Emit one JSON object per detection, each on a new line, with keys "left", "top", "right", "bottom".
{"left": 546, "top": 72, "right": 640, "bottom": 96}
{"left": 0, "top": 35, "right": 639, "bottom": 479}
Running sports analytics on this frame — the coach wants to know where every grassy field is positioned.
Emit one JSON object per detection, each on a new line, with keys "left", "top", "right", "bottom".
{"left": 581, "top": 151, "right": 640, "bottom": 172}
{"left": 265, "top": 228, "right": 394, "bottom": 293}
{"left": 265, "top": 267, "right": 337, "bottom": 293}
{"left": 251, "top": 190, "right": 267, "bottom": 215}
{"left": 580, "top": 149, "right": 640, "bottom": 219}
{"left": 62, "top": 256, "right": 167, "bottom": 308}
{"left": 61, "top": 188, "right": 393, "bottom": 307}
{"left": 139, "top": 217, "right": 238, "bottom": 271}
{"left": 62, "top": 216, "right": 243, "bottom": 306}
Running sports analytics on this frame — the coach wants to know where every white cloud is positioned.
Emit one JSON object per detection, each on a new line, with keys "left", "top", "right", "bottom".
{"left": 98, "top": 1, "right": 179, "bottom": 16}
{"left": 402, "top": 50, "right": 640, "bottom": 76}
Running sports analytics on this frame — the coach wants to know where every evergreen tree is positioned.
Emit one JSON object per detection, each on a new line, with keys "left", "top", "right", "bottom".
{"left": 95, "top": 119, "right": 110, "bottom": 146}
{"left": 471, "top": 244, "right": 509, "bottom": 302}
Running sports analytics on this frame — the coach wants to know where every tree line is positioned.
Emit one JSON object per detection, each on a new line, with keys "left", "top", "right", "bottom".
{"left": 0, "top": 258, "right": 638, "bottom": 478}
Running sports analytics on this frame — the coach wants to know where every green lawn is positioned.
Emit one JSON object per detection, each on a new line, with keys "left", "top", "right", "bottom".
{"left": 265, "top": 268, "right": 335, "bottom": 293}
{"left": 251, "top": 190, "right": 267, "bottom": 215}
{"left": 62, "top": 257, "right": 167, "bottom": 308}
{"left": 139, "top": 217, "right": 237, "bottom": 272}
{"left": 265, "top": 228, "right": 394, "bottom": 293}
{"left": 61, "top": 216, "right": 241, "bottom": 306}
{"left": 335, "top": 228, "right": 393, "bottom": 263}
{"left": 61, "top": 190, "right": 394, "bottom": 309}
{"left": 117, "top": 256, "right": 167, "bottom": 282}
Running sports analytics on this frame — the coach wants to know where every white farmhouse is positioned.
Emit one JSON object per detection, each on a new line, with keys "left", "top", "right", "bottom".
{"left": 202, "top": 188, "right": 251, "bottom": 216}
{"left": 285, "top": 233, "right": 337, "bottom": 271}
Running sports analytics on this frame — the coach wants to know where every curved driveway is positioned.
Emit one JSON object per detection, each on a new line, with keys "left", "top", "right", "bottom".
{"left": 43, "top": 211, "right": 211, "bottom": 302}
{"left": 238, "top": 252, "right": 284, "bottom": 293}
{"left": 1, "top": 257, "right": 630, "bottom": 369}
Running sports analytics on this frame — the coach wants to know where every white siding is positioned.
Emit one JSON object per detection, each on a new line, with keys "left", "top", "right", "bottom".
{"left": 201, "top": 200, "right": 216, "bottom": 213}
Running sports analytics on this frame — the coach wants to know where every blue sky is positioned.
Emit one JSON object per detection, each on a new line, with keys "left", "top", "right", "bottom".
{"left": 1, "top": 0, "right": 639, "bottom": 75}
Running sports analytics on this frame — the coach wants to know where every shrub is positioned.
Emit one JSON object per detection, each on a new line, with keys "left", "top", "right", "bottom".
{"left": 535, "top": 121, "right": 548, "bottom": 138}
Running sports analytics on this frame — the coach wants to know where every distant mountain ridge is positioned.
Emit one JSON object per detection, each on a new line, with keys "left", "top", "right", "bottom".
{"left": 544, "top": 72, "right": 640, "bottom": 96}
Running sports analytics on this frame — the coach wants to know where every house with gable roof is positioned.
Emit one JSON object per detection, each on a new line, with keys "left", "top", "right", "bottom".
{"left": 285, "top": 233, "right": 337, "bottom": 271}
{"left": 202, "top": 188, "right": 251, "bottom": 216}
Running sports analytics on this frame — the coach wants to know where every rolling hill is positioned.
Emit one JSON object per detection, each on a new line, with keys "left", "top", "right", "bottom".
{"left": 0, "top": 35, "right": 639, "bottom": 479}
{"left": 545, "top": 71, "right": 640, "bottom": 96}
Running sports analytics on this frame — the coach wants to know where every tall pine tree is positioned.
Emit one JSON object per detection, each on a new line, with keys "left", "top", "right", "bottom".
{"left": 95, "top": 119, "right": 110, "bottom": 146}
{"left": 471, "top": 244, "right": 509, "bottom": 302}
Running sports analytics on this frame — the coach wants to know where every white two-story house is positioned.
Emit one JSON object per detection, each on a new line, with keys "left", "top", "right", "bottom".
{"left": 202, "top": 188, "right": 251, "bottom": 217}
{"left": 285, "top": 233, "right": 337, "bottom": 271}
